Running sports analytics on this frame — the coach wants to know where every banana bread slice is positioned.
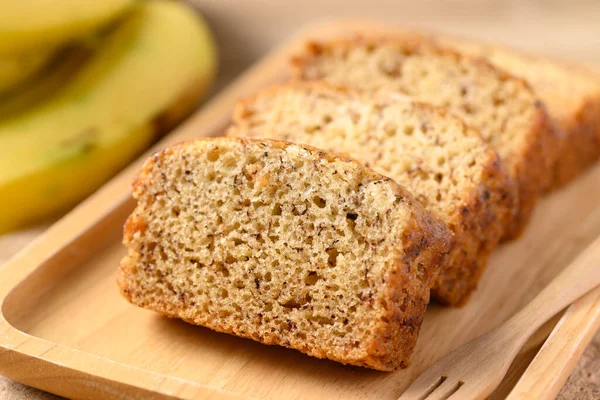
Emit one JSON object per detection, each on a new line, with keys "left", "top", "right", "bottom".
{"left": 228, "top": 82, "right": 516, "bottom": 306}
{"left": 118, "top": 137, "right": 451, "bottom": 370}
{"left": 431, "top": 35, "right": 600, "bottom": 188}
{"left": 292, "top": 36, "right": 556, "bottom": 239}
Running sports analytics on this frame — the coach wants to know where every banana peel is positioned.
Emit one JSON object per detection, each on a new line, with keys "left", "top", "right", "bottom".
{"left": 0, "top": 49, "right": 55, "bottom": 95}
{"left": 0, "top": 0, "right": 218, "bottom": 234}
{"left": 0, "top": 0, "right": 135, "bottom": 55}
{"left": 0, "top": 47, "right": 92, "bottom": 119}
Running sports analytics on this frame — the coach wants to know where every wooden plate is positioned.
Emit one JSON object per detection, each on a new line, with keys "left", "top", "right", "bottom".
{"left": 1, "top": 21, "right": 599, "bottom": 400}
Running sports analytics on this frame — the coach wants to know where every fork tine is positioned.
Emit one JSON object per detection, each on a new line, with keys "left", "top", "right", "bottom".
{"left": 398, "top": 376, "right": 464, "bottom": 400}
{"left": 397, "top": 375, "right": 446, "bottom": 400}
{"left": 427, "top": 379, "right": 464, "bottom": 400}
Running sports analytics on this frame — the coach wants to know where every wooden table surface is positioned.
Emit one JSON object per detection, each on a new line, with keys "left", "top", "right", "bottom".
{"left": 1, "top": 0, "right": 599, "bottom": 398}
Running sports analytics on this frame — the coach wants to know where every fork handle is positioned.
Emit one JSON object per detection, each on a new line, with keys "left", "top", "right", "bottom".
{"left": 505, "top": 235, "right": 600, "bottom": 340}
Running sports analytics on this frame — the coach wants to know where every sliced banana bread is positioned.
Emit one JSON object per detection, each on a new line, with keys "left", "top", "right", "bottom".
{"left": 431, "top": 35, "right": 600, "bottom": 188}
{"left": 292, "top": 36, "right": 556, "bottom": 239}
{"left": 118, "top": 137, "right": 451, "bottom": 370}
{"left": 228, "top": 82, "right": 516, "bottom": 306}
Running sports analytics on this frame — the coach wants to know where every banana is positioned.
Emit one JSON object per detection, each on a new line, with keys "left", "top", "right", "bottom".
{"left": 0, "top": 48, "right": 91, "bottom": 119}
{"left": 0, "top": 0, "right": 135, "bottom": 55}
{"left": 0, "top": 0, "right": 218, "bottom": 234}
{"left": 0, "top": 50, "right": 54, "bottom": 95}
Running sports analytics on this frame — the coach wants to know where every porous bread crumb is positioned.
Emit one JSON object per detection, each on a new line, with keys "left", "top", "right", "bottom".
{"left": 432, "top": 35, "right": 600, "bottom": 188}
{"left": 292, "top": 36, "right": 556, "bottom": 239}
{"left": 228, "top": 82, "right": 516, "bottom": 306}
{"left": 118, "top": 137, "right": 451, "bottom": 370}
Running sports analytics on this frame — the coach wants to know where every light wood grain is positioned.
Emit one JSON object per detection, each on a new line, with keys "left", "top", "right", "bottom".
{"left": 0, "top": 20, "right": 599, "bottom": 400}
{"left": 399, "top": 236, "right": 600, "bottom": 400}
{"left": 196, "top": 0, "right": 600, "bottom": 94}
{"left": 507, "top": 286, "right": 600, "bottom": 400}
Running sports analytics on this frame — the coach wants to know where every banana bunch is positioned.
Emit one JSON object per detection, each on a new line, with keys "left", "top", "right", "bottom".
{"left": 0, "top": 0, "right": 218, "bottom": 234}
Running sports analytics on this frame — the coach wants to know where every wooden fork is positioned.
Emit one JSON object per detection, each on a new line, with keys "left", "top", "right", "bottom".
{"left": 398, "top": 235, "right": 600, "bottom": 400}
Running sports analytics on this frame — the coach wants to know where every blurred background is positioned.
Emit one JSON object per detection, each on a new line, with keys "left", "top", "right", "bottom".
{"left": 203, "top": 0, "right": 600, "bottom": 87}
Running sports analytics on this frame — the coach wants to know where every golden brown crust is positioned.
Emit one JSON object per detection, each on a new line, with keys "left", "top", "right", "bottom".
{"left": 290, "top": 36, "right": 558, "bottom": 241}
{"left": 230, "top": 81, "right": 517, "bottom": 306}
{"left": 119, "top": 137, "right": 451, "bottom": 370}
{"left": 367, "top": 204, "right": 452, "bottom": 369}
{"left": 504, "top": 102, "right": 557, "bottom": 238}
{"left": 431, "top": 149, "right": 517, "bottom": 305}
{"left": 550, "top": 96, "right": 600, "bottom": 188}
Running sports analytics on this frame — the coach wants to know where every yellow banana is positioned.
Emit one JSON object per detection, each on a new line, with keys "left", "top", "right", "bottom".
{"left": 0, "top": 0, "right": 218, "bottom": 234}
{"left": 0, "top": 0, "right": 135, "bottom": 55}
{"left": 0, "top": 50, "right": 54, "bottom": 95}
{"left": 0, "top": 48, "right": 91, "bottom": 119}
